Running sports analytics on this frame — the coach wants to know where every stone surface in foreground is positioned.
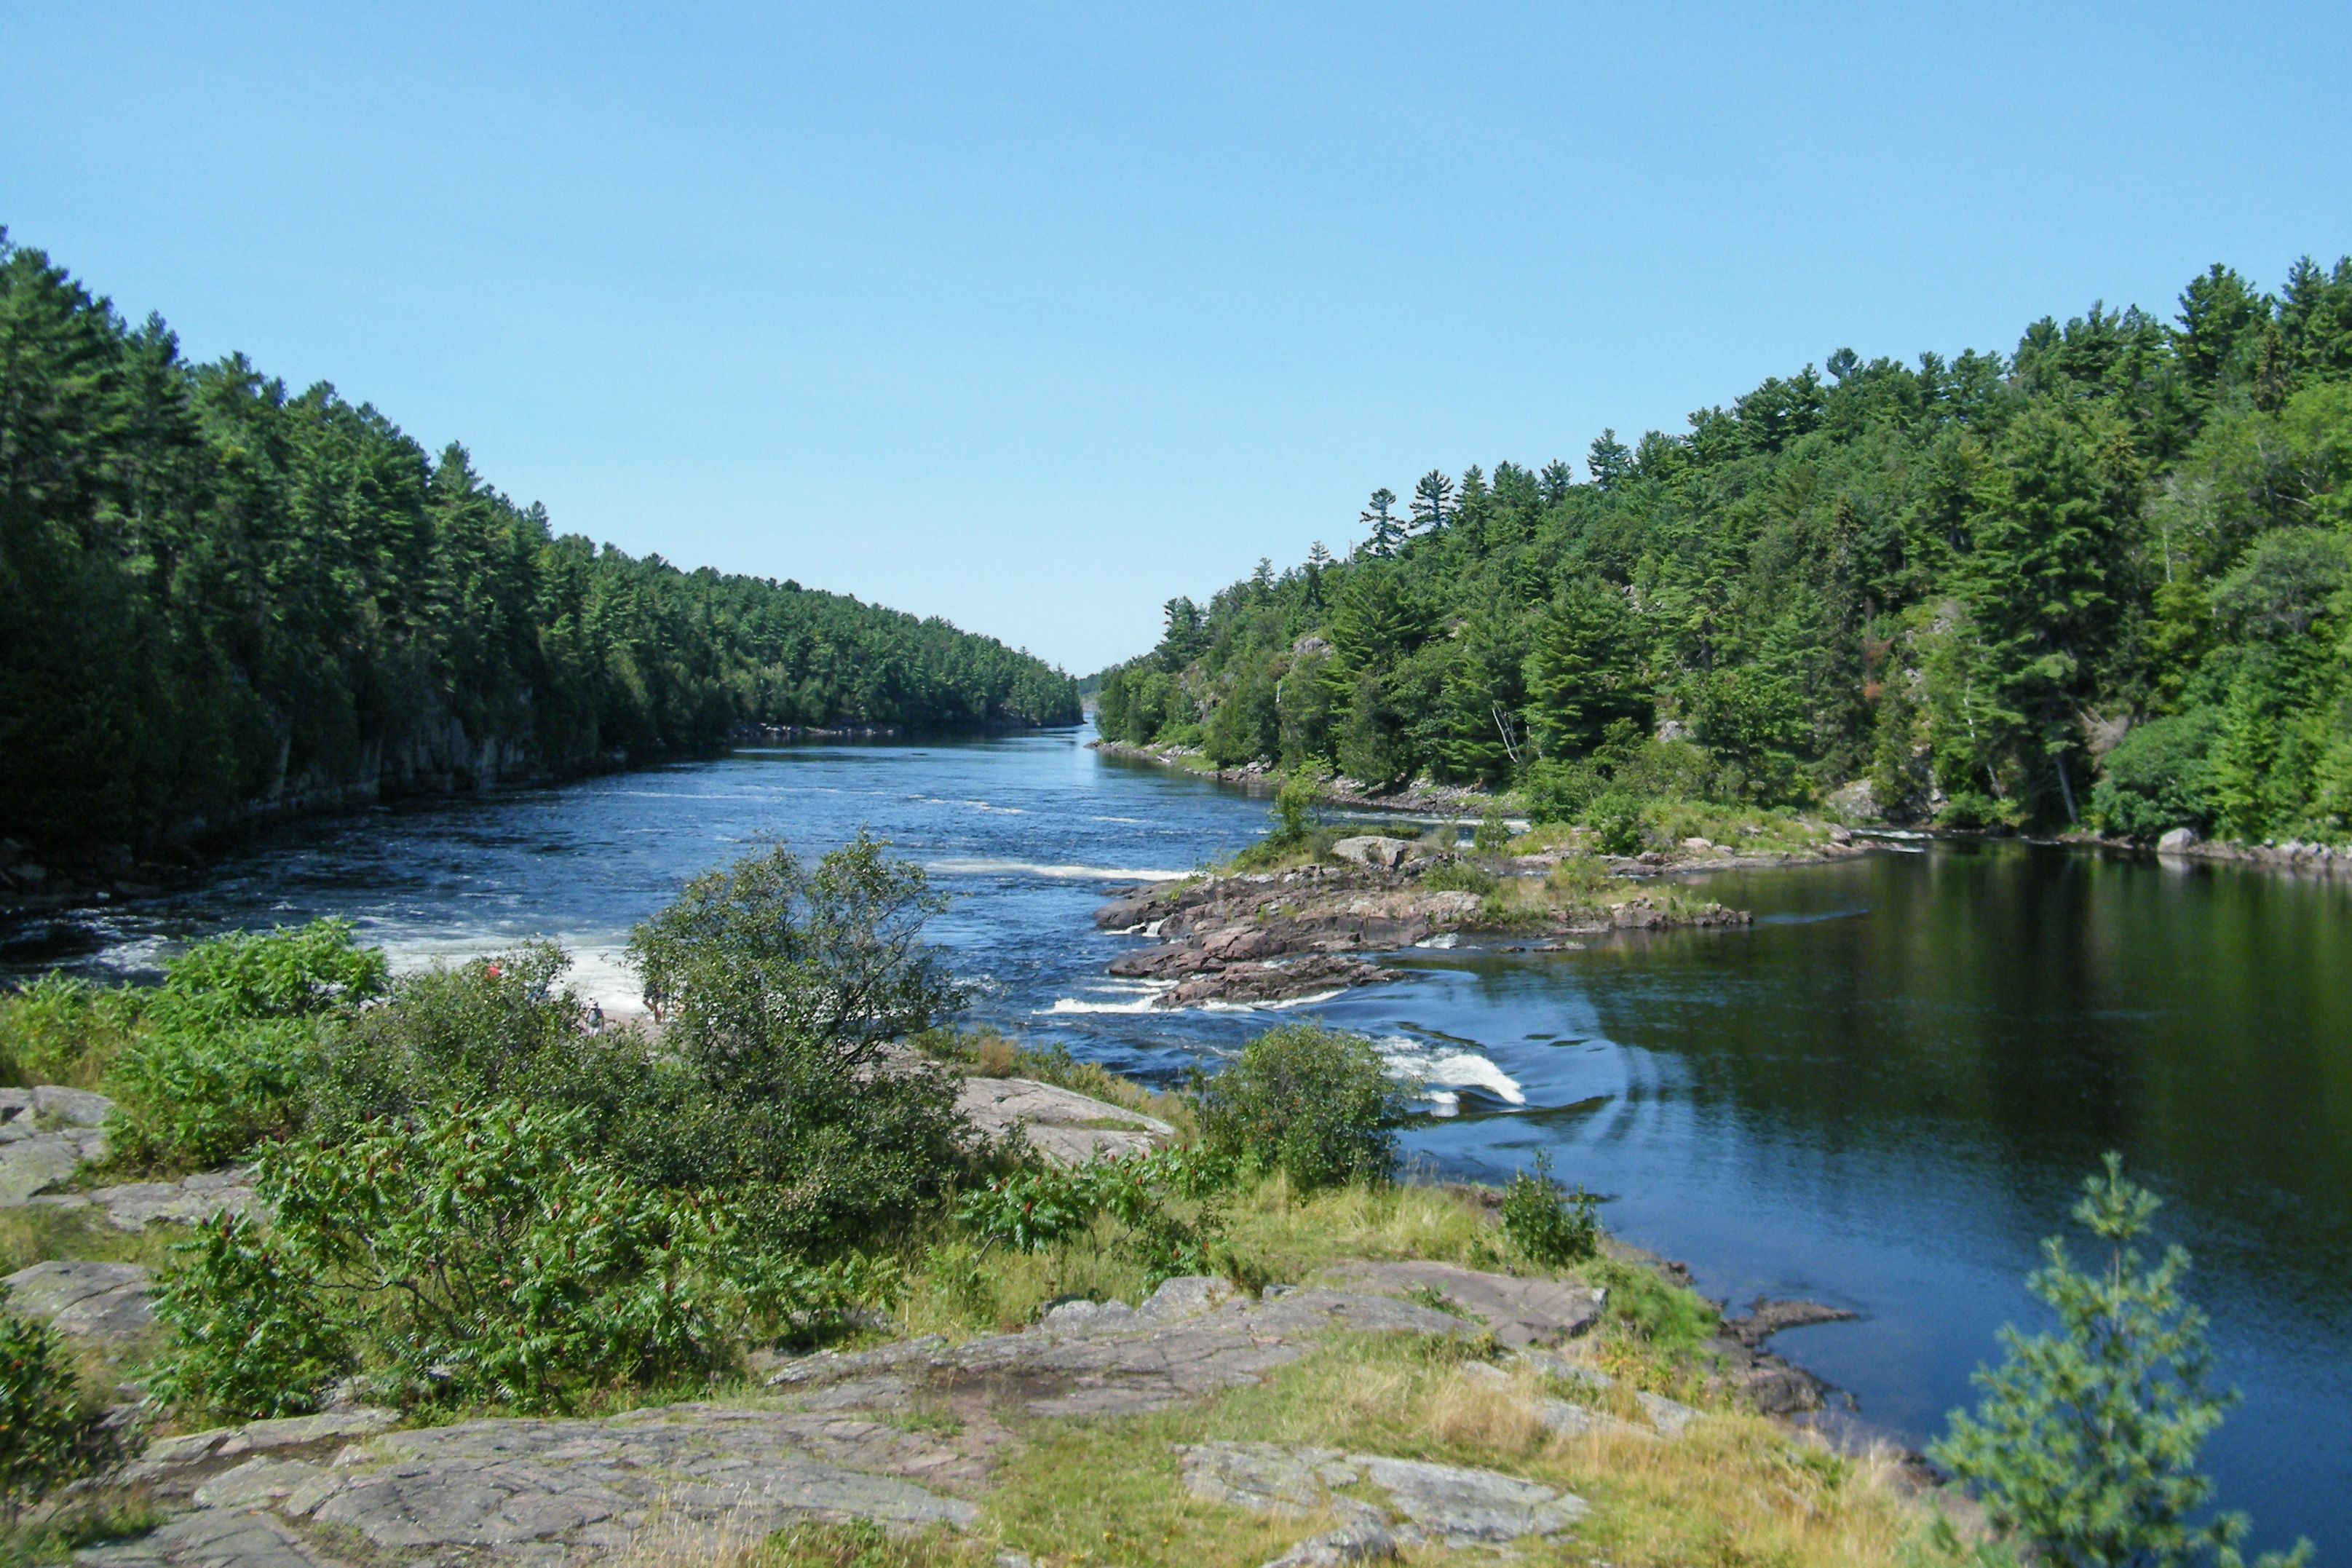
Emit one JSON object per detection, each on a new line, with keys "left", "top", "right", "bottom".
{"left": 79, "top": 1267, "right": 1603, "bottom": 1566}
{"left": 1179, "top": 1441, "right": 1588, "bottom": 1548}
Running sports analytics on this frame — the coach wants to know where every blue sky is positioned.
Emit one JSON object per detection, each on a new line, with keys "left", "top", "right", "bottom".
{"left": 4, "top": 4, "right": 2348, "bottom": 673}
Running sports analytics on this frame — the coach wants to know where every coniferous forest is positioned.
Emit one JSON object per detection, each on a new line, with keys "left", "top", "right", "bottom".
{"left": 1095, "top": 258, "right": 2352, "bottom": 844}
{"left": 0, "top": 234, "right": 1080, "bottom": 853}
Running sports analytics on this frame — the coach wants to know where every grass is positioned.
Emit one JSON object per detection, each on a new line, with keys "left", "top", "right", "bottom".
{"left": 0, "top": 1206, "right": 175, "bottom": 1278}
{"left": 966, "top": 1333, "right": 1939, "bottom": 1568}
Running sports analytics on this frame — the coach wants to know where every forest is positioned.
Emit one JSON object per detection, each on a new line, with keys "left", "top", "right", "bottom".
{"left": 1093, "top": 256, "right": 2352, "bottom": 844}
{"left": 0, "top": 233, "right": 1080, "bottom": 854}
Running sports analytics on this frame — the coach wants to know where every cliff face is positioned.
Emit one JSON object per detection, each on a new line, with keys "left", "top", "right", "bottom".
{"left": 165, "top": 697, "right": 629, "bottom": 847}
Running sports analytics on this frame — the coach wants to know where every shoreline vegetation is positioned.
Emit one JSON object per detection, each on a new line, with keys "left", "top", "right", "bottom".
{"left": 1088, "top": 254, "right": 2352, "bottom": 869}
{"left": 0, "top": 840, "right": 2308, "bottom": 1566}
{"left": 0, "top": 230, "right": 1082, "bottom": 870}
{"left": 1090, "top": 735, "right": 2352, "bottom": 876}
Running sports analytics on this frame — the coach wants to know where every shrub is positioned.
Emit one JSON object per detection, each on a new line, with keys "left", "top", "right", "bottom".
{"left": 1583, "top": 792, "right": 1647, "bottom": 856}
{"left": 307, "top": 942, "right": 641, "bottom": 1139}
{"left": 1419, "top": 861, "right": 1497, "bottom": 895}
{"left": 621, "top": 836, "right": 970, "bottom": 1258}
{"left": 1193, "top": 1025, "right": 1411, "bottom": 1192}
{"left": 145, "top": 1215, "right": 354, "bottom": 1419}
{"left": 1, "top": 1290, "right": 122, "bottom": 1521}
{"left": 104, "top": 1017, "right": 322, "bottom": 1171}
{"left": 956, "top": 1146, "right": 1237, "bottom": 1282}
{"left": 1472, "top": 803, "right": 1512, "bottom": 853}
{"left": 149, "top": 1102, "right": 767, "bottom": 1414}
{"left": 156, "top": 920, "right": 387, "bottom": 1020}
{"left": 101, "top": 920, "right": 387, "bottom": 1171}
{"left": 1499, "top": 1152, "right": 1599, "bottom": 1266}
{"left": 0, "top": 974, "right": 143, "bottom": 1088}
{"left": 2089, "top": 708, "right": 2223, "bottom": 839}
{"left": 1521, "top": 759, "right": 1601, "bottom": 825}
{"left": 1933, "top": 1155, "right": 2311, "bottom": 1568}
{"left": 1269, "top": 768, "right": 1319, "bottom": 847}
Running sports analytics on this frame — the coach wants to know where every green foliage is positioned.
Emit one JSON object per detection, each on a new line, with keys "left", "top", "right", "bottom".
{"left": 955, "top": 1147, "right": 1236, "bottom": 1283}
{"left": 621, "top": 836, "right": 969, "bottom": 1257}
{"left": 1269, "top": 768, "right": 1319, "bottom": 847}
{"left": 1471, "top": 802, "right": 1512, "bottom": 852}
{"left": 0, "top": 974, "right": 142, "bottom": 1088}
{"left": 1932, "top": 1155, "right": 2311, "bottom": 1568}
{"left": 2089, "top": 710, "right": 2224, "bottom": 838}
{"left": 1081, "top": 252, "right": 2352, "bottom": 845}
{"left": 144, "top": 1215, "right": 355, "bottom": 1420}
{"left": 155, "top": 921, "right": 387, "bottom": 1020}
{"left": 103, "top": 1018, "right": 322, "bottom": 1173}
{"left": 0, "top": 1289, "right": 121, "bottom": 1521}
{"left": 1583, "top": 791, "right": 1648, "bottom": 856}
{"left": 92, "top": 922, "right": 381, "bottom": 1170}
{"left": 0, "top": 231, "right": 1077, "bottom": 855}
{"left": 1498, "top": 1151, "right": 1599, "bottom": 1266}
{"left": 151, "top": 1103, "right": 764, "bottom": 1415}
{"left": 1192, "top": 1025, "right": 1411, "bottom": 1192}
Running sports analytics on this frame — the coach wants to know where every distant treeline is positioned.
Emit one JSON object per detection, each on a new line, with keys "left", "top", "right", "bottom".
{"left": 0, "top": 232, "right": 1079, "bottom": 852}
{"left": 1094, "top": 257, "right": 2352, "bottom": 842}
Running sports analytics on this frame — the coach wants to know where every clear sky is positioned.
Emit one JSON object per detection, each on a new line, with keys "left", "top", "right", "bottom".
{"left": 4, "top": 4, "right": 2348, "bottom": 673}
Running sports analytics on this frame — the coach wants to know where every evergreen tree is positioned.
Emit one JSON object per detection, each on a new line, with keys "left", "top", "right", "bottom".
{"left": 1933, "top": 1155, "right": 2311, "bottom": 1568}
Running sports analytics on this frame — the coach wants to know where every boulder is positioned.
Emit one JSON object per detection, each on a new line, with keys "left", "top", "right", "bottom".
{"left": 1331, "top": 836, "right": 1414, "bottom": 871}
{"left": 954, "top": 1077, "right": 1174, "bottom": 1165}
{"left": 2157, "top": 826, "right": 2200, "bottom": 854}
{"left": 1318, "top": 1261, "right": 1604, "bottom": 1347}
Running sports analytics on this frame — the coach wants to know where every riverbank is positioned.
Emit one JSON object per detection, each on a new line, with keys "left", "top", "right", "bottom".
{"left": 1091, "top": 737, "right": 2352, "bottom": 879}
{"left": 3, "top": 1042, "right": 1941, "bottom": 1568}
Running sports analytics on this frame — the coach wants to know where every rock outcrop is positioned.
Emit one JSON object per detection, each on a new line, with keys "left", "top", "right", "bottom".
{"left": 953, "top": 1075, "right": 1174, "bottom": 1164}
{"left": 0, "top": 1085, "right": 113, "bottom": 1205}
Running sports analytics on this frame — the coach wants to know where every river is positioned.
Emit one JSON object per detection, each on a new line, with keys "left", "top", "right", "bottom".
{"left": 9, "top": 728, "right": 2349, "bottom": 1557}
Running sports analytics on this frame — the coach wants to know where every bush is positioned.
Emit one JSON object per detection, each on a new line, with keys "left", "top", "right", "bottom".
{"left": 145, "top": 1216, "right": 354, "bottom": 1419}
{"left": 1933, "top": 1155, "right": 2311, "bottom": 1568}
{"left": 2089, "top": 708, "right": 2223, "bottom": 839}
{"left": 1, "top": 1291, "right": 122, "bottom": 1521}
{"left": 1472, "top": 803, "right": 1512, "bottom": 853}
{"left": 620, "top": 836, "right": 970, "bottom": 1258}
{"left": 1521, "top": 759, "right": 1601, "bottom": 825}
{"left": 307, "top": 942, "right": 641, "bottom": 1139}
{"left": 150, "top": 1102, "right": 769, "bottom": 1414}
{"left": 101, "top": 920, "right": 387, "bottom": 1171}
{"left": 104, "top": 1018, "right": 321, "bottom": 1171}
{"left": 955, "top": 1147, "right": 1237, "bottom": 1283}
{"left": 1583, "top": 791, "right": 1647, "bottom": 856}
{"left": 156, "top": 920, "right": 387, "bottom": 1019}
{"left": 0, "top": 974, "right": 145, "bottom": 1088}
{"left": 1193, "top": 1025, "right": 1411, "bottom": 1192}
{"left": 1499, "top": 1152, "right": 1599, "bottom": 1266}
{"left": 1419, "top": 861, "right": 1497, "bottom": 895}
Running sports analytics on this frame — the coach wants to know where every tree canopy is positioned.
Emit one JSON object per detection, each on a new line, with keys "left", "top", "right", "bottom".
{"left": 1093, "top": 256, "right": 2352, "bottom": 844}
{"left": 0, "top": 232, "right": 1080, "bottom": 852}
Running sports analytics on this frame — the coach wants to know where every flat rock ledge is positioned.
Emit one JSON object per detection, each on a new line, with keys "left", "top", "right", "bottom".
{"left": 72, "top": 1263, "right": 1643, "bottom": 1567}
{"left": 4, "top": 1259, "right": 156, "bottom": 1343}
{"left": 1178, "top": 1441, "right": 1587, "bottom": 1561}
{"left": 1, "top": 1085, "right": 113, "bottom": 1205}
{"left": 952, "top": 1076, "right": 1174, "bottom": 1165}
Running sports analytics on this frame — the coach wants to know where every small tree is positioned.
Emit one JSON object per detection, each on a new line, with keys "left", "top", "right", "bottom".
{"left": 1933, "top": 1155, "right": 2311, "bottom": 1568}
{"left": 1268, "top": 769, "right": 1319, "bottom": 848}
{"left": 1193, "top": 1024, "right": 1411, "bottom": 1191}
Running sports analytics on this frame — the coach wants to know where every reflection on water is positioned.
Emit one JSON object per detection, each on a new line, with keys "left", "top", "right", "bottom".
{"left": 12, "top": 732, "right": 2350, "bottom": 1556}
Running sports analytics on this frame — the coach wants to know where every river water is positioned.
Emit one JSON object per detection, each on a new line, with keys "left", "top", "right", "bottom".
{"left": 12, "top": 729, "right": 2350, "bottom": 1556}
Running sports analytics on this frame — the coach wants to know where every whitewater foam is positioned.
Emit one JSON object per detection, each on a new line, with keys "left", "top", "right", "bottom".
{"left": 928, "top": 858, "right": 1187, "bottom": 882}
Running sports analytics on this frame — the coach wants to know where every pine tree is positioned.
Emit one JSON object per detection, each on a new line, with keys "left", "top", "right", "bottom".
{"left": 1409, "top": 469, "right": 1456, "bottom": 533}
{"left": 1933, "top": 1155, "right": 2311, "bottom": 1568}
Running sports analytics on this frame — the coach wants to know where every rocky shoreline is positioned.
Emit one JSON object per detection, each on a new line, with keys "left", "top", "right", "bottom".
{"left": 1091, "top": 836, "right": 1766, "bottom": 1008}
